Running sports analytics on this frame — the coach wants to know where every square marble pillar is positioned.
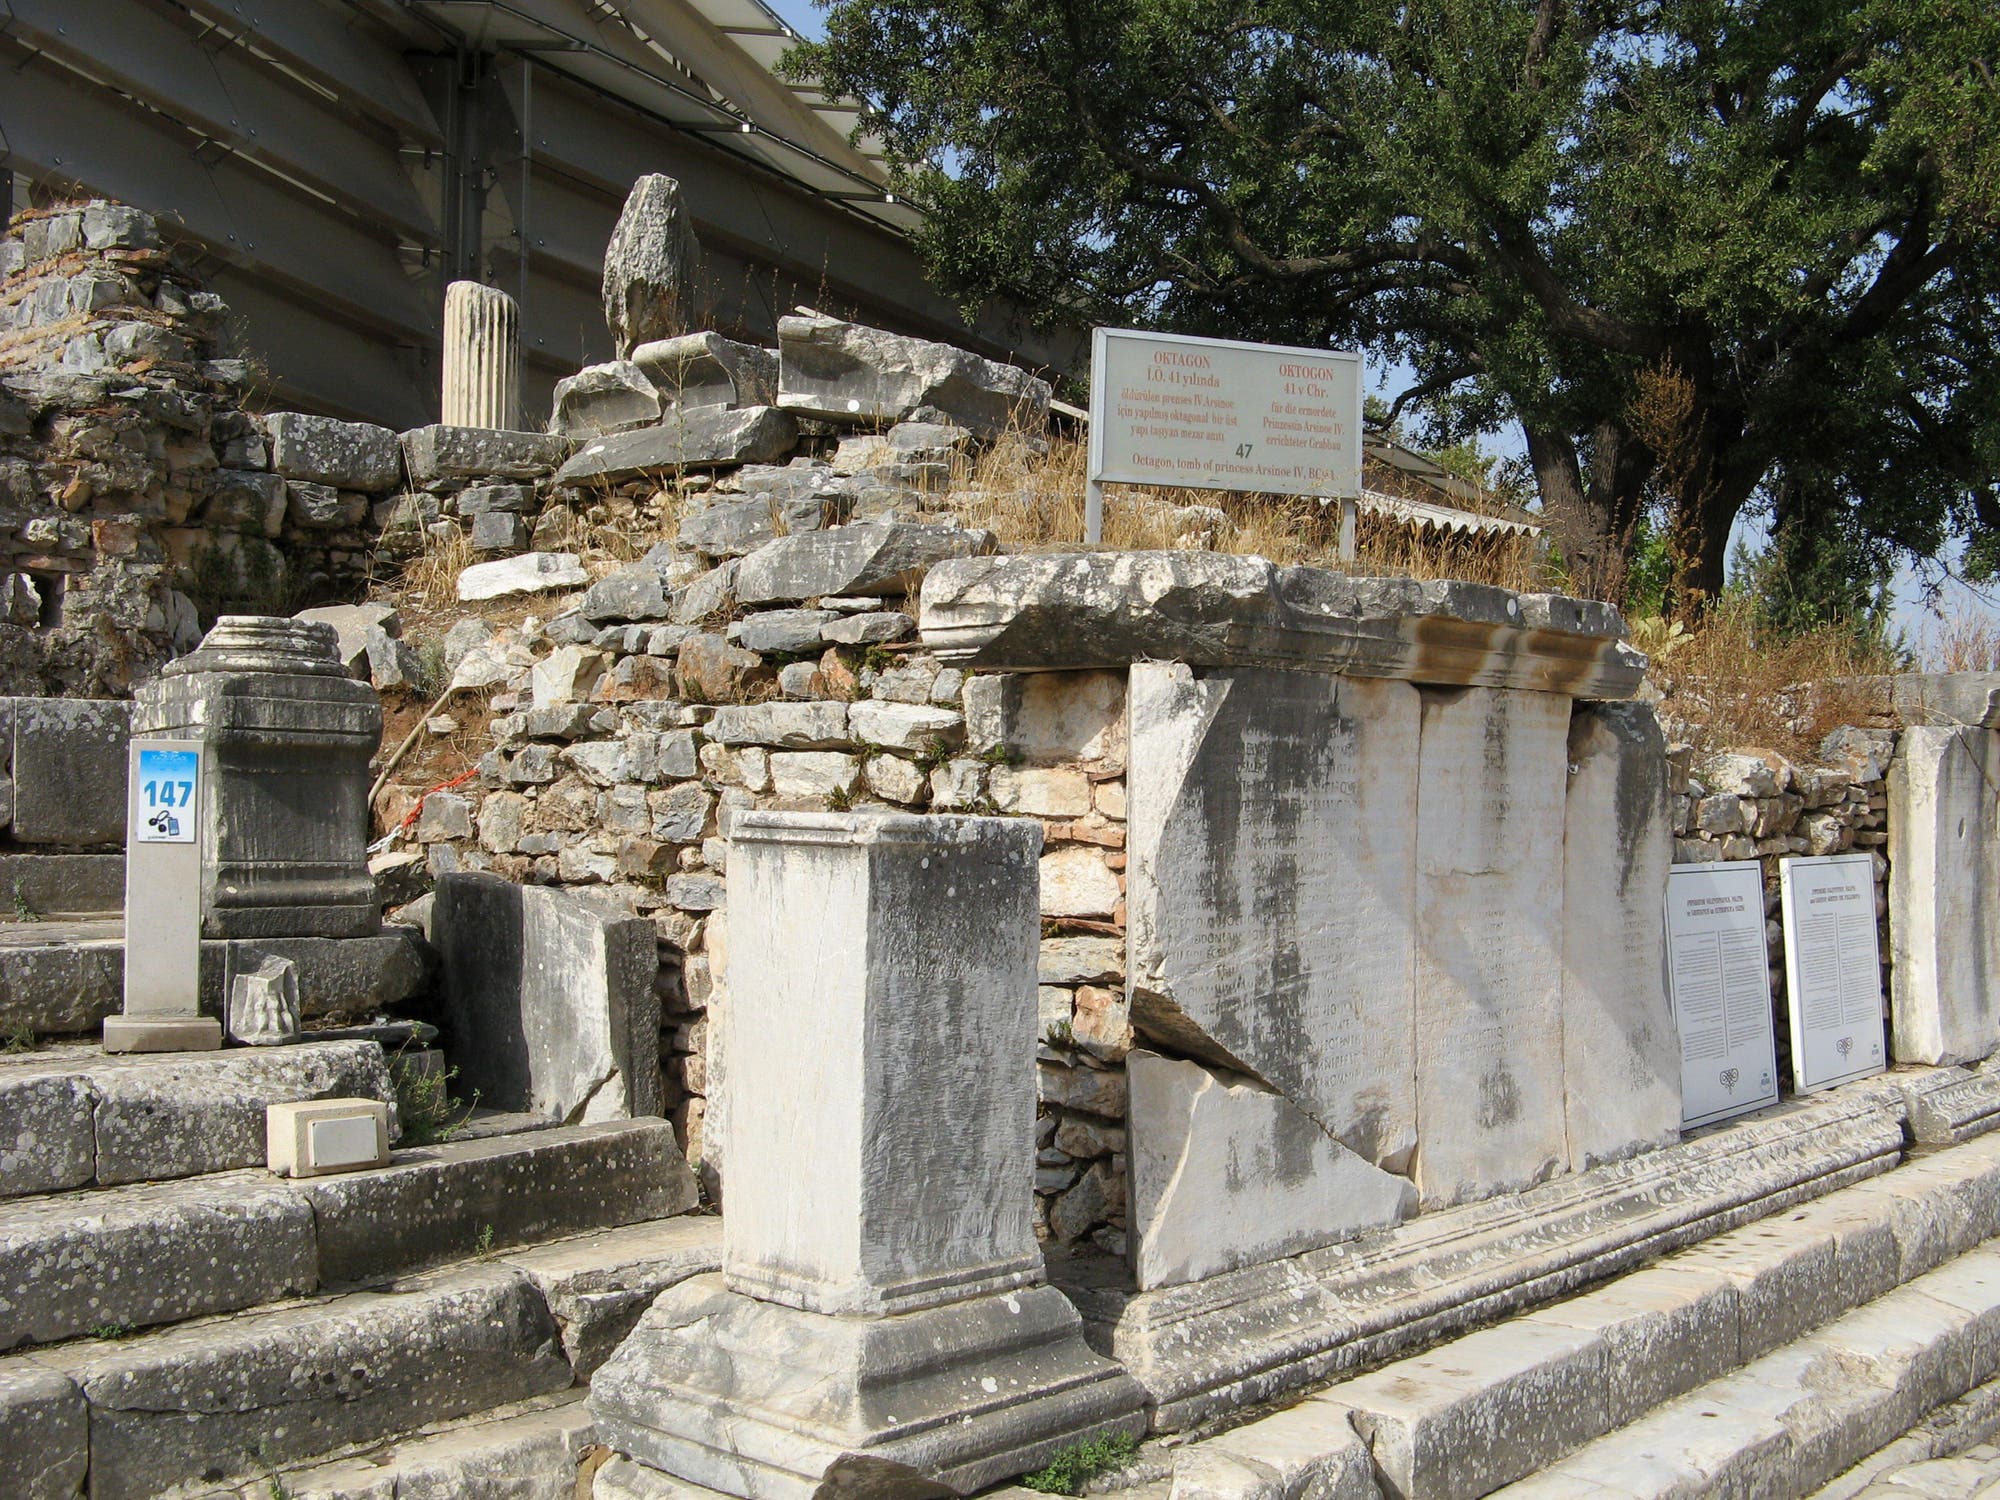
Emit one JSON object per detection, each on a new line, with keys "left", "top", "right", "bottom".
{"left": 590, "top": 811, "right": 1145, "bottom": 1500}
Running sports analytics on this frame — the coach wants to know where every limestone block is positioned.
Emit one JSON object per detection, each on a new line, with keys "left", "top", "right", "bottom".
{"left": 1169, "top": 1401, "right": 1379, "bottom": 1500}
{"left": 1127, "top": 664, "right": 1418, "bottom": 1170}
{"left": 1889, "top": 726, "right": 2000, "bottom": 1064}
{"left": 263, "top": 411, "right": 402, "bottom": 490}
{"left": 550, "top": 359, "right": 661, "bottom": 437}
{"left": 0, "top": 924, "right": 126, "bottom": 1035}
{"left": 432, "top": 873, "right": 662, "bottom": 1122}
{"left": 0, "top": 853, "right": 124, "bottom": 915}
{"left": 821, "top": 610, "right": 913, "bottom": 646}
{"left": 470, "top": 509, "right": 527, "bottom": 552}
{"left": 992, "top": 766, "right": 1094, "bottom": 817}
{"left": 721, "top": 810, "right": 1043, "bottom": 1314}
{"left": 1323, "top": 1320, "right": 1611, "bottom": 1500}
{"left": 964, "top": 669, "right": 1129, "bottom": 767}
{"left": 707, "top": 701, "right": 850, "bottom": 748}
{"left": 1041, "top": 845, "right": 1121, "bottom": 918}
{"left": 632, "top": 331, "right": 778, "bottom": 410}
{"left": 401, "top": 425, "right": 565, "bottom": 485}
{"left": 678, "top": 491, "right": 829, "bottom": 558}
{"left": 0, "top": 1172, "right": 316, "bottom": 1349}
{"left": 196, "top": 930, "right": 431, "bottom": 1020}
{"left": 274, "top": 1399, "right": 599, "bottom": 1499}
{"left": 582, "top": 563, "right": 673, "bottom": 623}
{"left": 295, "top": 602, "right": 399, "bottom": 677}
{"left": 457, "top": 551, "right": 588, "bottom": 602}
{"left": 297, "top": 1119, "right": 696, "bottom": 1284}
{"left": 9, "top": 697, "right": 128, "bottom": 844}
{"left": 1411, "top": 686, "right": 1571, "bottom": 1208}
{"left": 776, "top": 309, "right": 1052, "bottom": 437}
{"left": 919, "top": 553, "right": 1644, "bottom": 697}
{"left": 768, "top": 751, "right": 861, "bottom": 798}
{"left": 1040, "top": 936, "right": 1125, "bottom": 985}
{"left": 736, "top": 521, "right": 996, "bottom": 604}
{"left": 554, "top": 407, "right": 799, "bottom": 485}
{"left": 498, "top": 1215, "right": 723, "bottom": 1376}
{"left": 1523, "top": 1264, "right": 1742, "bottom": 1424}
{"left": 847, "top": 699, "right": 962, "bottom": 752}
{"left": 0, "top": 1365, "right": 86, "bottom": 1500}
{"left": 730, "top": 608, "right": 836, "bottom": 653}
{"left": 1562, "top": 701, "right": 1680, "bottom": 1168}
{"left": 66, "top": 1266, "right": 573, "bottom": 1500}
{"left": 1128, "top": 1053, "right": 1415, "bottom": 1291}
{"left": 0, "top": 1068, "right": 95, "bottom": 1196}
{"left": 604, "top": 174, "right": 701, "bottom": 356}
{"left": 90, "top": 1039, "right": 396, "bottom": 1185}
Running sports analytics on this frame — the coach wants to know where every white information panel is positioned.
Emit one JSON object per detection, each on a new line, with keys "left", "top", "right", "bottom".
{"left": 134, "top": 745, "right": 199, "bottom": 843}
{"left": 1088, "top": 327, "right": 1363, "bottom": 500}
{"left": 1779, "top": 854, "right": 1887, "bottom": 1092}
{"left": 1666, "top": 861, "right": 1780, "bottom": 1127}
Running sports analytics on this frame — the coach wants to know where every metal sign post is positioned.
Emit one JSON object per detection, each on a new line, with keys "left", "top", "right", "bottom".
{"left": 103, "top": 738, "right": 219, "bottom": 1052}
{"left": 1083, "top": 325, "right": 1364, "bottom": 543}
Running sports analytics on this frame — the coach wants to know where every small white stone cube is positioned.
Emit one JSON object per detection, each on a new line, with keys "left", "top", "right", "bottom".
{"left": 266, "top": 1099, "right": 391, "bottom": 1178}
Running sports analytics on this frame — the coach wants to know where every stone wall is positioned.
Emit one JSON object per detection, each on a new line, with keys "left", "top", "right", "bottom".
{"left": 1666, "top": 729, "right": 1896, "bottom": 1083}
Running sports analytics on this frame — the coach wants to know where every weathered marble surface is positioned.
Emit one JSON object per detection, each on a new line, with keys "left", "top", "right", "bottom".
{"left": 1411, "top": 686, "right": 1571, "bottom": 1208}
{"left": 1562, "top": 701, "right": 1680, "bottom": 1168}
{"left": 920, "top": 553, "right": 1643, "bottom": 697}
{"left": 1890, "top": 727, "right": 2000, "bottom": 1065}
{"left": 721, "top": 810, "right": 1044, "bottom": 1316}
{"left": 1056, "top": 1080, "right": 1907, "bottom": 1431}
{"left": 1126, "top": 663, "right": 1418, "bottom": 1171}
{"left": 1127, "top": 1053, "right": 1415, "bottom": 1291}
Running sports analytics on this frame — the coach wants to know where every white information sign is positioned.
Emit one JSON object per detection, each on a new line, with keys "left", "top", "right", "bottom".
{"left": 134, "top": 746, "right": 199, "bottom": 843}
{"left": 1779, "top": 854, "right": 1887, "bottom": 1092}
{"left": 1086, "top": 327, "right": 1363, "bottom": 540}
{"left": 1666, "top": 861, "right": 1780, "bottom": 1128}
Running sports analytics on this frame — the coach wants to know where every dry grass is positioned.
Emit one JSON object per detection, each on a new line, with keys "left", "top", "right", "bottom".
{"left": 399, "top": 524, "right": 475, "bottom": 612}
{"left": 1911, "top": 609, "right": 2000, "bottom": 673}
{"left": 954, "top": 432, "right": 1550, "bottom": 591}
{"left": 1645, "top": 595, "right": 1900, "bottom": 768}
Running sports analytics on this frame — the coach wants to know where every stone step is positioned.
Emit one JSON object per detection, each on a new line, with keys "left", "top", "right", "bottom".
{"left": 211, "top": 1391, "right": 598, "bottom": 1499}
{"left": 0, "top": 1214, "right": 721, "bottom": 1500}
{"left": 0, "top": 1118, "right": 700, "bottom": 1349}
{"left": 1163, "top": 1131, "right": 2000, "bottom": 1500}
{"left": 0, "top": 918, "right": 428, "bottom": 1039}
{"left": 0, "top": 1038, "right": 397, "bottom": 1197}
{"left": 1493, "top": 1246, "right": 2000, "bottom": 1499}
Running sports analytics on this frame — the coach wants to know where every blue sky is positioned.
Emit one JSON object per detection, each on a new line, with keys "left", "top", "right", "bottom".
{"left": 764, "top": 1, "right": 825, "bottom": 38}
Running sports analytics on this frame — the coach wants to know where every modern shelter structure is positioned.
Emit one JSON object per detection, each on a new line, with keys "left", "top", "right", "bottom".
{"left": 0, "top": 0, "right": 1069, "bottom": 426}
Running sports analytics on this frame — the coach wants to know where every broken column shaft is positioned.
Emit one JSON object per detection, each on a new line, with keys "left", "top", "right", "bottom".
{"left": 442, "top": 280, "right": 520, "bottom": 430}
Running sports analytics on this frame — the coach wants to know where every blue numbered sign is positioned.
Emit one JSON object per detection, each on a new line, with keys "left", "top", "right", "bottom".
{"left": 135, "top": 747, "right": 199, "bottom": 844}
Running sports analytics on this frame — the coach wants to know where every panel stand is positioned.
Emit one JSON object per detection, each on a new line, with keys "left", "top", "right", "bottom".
{"left": 104, "top": 738, "right": 217, "bottom": 1053}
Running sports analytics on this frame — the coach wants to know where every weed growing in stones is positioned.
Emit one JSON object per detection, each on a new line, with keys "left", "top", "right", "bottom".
{"left": 825, "top": 785, "right": 854, "bottom": 812}
{"left": 1020, "top": 1432, "right": 1140, "bottom": 1495}
{"left": 474, "top": 1223, "right": 495, "bottom": 1257}
{"left": 10, "top": 880, "right": 38, "bottom": 922}
{"left": 393, "top": 1047, "right": 478, "bottom": 1146}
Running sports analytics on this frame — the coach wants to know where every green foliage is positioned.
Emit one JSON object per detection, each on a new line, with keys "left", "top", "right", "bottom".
{"left": 825, "top": 784, "right": 855, "bottom": 812}
{"left": 474, "top": 1223, "right": 496, "bottom": 1257}
{"left": 90, "top": 1323, "right": 134, "bottom": 1341}
{"left": 10, "top": 879, "right": 38, "bottom": 923}
{"left": 394, "top": 1049, "right": 478, "bottom": 1146}
{"left": 796, "top": 0, "right": 2000, "bottom": 602}
{"left": 1020, "top": 1433, "right": 1141, "bottom": 1496}
{"left": 1, "top": 1022, "right": 37, "bottom": 1054}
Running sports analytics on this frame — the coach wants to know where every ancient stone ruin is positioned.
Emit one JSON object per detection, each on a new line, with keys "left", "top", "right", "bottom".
{"left": 6, "top": 195, "right": 2000, "bottom": 1500}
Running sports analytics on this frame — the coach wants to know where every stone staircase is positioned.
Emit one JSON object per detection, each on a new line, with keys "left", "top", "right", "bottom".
{"left": 0, "top": 1037, "right": 715, "bottom": 1500}
{"left": 1159, "top": 1127, "right": 2000, "bottom": 1500}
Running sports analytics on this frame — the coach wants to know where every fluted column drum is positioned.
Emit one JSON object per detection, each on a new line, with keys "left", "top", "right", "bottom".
{"left": 442, "top": 280, "right": 521, "bottom": 430}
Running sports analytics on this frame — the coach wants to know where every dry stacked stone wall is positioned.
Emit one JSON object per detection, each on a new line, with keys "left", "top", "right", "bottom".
{"left": 1667, "top": 728, "right": 1897, "bottom": 1084}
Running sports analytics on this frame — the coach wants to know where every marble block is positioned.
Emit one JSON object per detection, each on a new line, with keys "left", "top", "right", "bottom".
{"left": 1890, "top": 727, "right": 2000, "bottom": 1064}
{"left": 1127, "top": 1052, "right": 1415, "bottom": 1291}
{"left": 1127, "top": 663, "right": 1419, "bottom": 1170}
{"left": 1411, "top": 685, "right": 1571, "bottom": 1208}
{"left": 1561, "top": 701, "right": 1680, "bottom": 1168}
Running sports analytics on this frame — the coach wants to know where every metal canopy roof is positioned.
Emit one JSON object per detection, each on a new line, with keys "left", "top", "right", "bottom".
{"left": 403, "top": 0, "right": 920, "bottom": 234}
